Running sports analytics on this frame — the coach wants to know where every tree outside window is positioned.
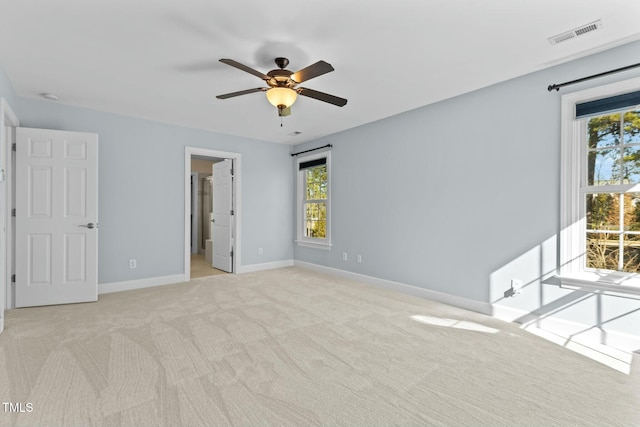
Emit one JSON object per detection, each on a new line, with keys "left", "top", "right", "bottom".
{"left": 304, "top": 164, "right": 327, "bottom": 238}
{"left": 586, "top": 110, "right": 640, "bottom": 272}
{"left": 296, "top": 152, "right": 331, "bottom": 249}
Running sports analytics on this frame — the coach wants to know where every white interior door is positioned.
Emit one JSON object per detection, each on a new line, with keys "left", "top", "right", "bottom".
{"left": 0, "top": 126, "right": 5, "bottom": 330}
{"left": 15, "top": 127, "right": 98, "bottom": 307}
{"left": 212, "top": 159, "right": 233, "bottom": 272}
{"left": 0, "top": 126, "right": 5, "bottom": 322}
{"left": 0, "top": 118, "right": 9, "bottom": 331}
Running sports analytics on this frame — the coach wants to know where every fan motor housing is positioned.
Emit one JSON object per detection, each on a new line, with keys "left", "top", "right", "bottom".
{"left": 266, "top": 69, "right": 296, "bottom": 88}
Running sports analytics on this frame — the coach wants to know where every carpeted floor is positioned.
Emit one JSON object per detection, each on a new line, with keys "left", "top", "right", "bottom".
{"left": 0, "top": 267, "right": 638, "bottom": 426}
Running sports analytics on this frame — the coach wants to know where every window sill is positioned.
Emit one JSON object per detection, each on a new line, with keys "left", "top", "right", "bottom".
{"left": 295, "top": 240, "right": 332, "bottom": 250}
{"left": 554, "top": 272, "right": 640, "bottom": 298}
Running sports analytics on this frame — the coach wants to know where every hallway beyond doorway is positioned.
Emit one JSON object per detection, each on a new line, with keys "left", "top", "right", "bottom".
{"left": 190, "top": 253, "right": 227, "bottom": 279}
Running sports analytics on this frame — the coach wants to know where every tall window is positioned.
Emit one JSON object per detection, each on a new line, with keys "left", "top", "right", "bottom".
{"left": 585, "top": 110, "right": 640, "bottom": 272}
{"left": 296, "top": 152, "right": 331, "bottom": 249}
{"left": 560, "top": 78, "right": 640, "bottom": 293}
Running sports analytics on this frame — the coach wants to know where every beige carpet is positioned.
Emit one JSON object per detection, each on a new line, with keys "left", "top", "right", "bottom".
{"left": 0, "top": 267, "right": 638, "bottom": 426}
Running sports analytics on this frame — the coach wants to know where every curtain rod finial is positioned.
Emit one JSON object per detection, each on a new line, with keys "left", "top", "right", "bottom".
{"left": 548, "top": 84, "right": 559, "bottom": 92}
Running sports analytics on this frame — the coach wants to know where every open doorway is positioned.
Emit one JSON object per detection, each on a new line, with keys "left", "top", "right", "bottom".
{"left": 184, "top": 147, "right": 241, "bottom": 280}
{"left": 191, "top": 157, "right": 226, "bottom": 278}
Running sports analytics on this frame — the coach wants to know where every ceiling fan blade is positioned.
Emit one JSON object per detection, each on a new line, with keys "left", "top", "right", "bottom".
{"left": 278, "top": 106, "right": 291, "bottom": 117}
{"left": 298, "top": 87, "right": 347, "bottom": 107}
{"left": 290, "top": 61, "right": 334, "bottom": 84}
{"left": 216, "top": 87, "right": 266, "bottom": 99}
{"left": 219, "top": 59, "right": 270, "bottom": 80}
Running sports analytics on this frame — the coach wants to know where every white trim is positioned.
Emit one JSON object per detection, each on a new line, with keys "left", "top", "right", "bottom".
{"left": 557, "top": 273, "right": 640, "bottom": 297}
{"left": 100, "top": 260, "right": 294, "bottom": 293}
{"left": 559, "top": 76, "right": 640, "bottom": 293}
{"left": 559, "top": 95, "right": 584, "bottom": 277}
{"left": 98, "top": 274, "right": 186, "bottom": 295}
{"left": 294, "top": 240, "right": 332, "bottom": 250}
{"left": 236, "top": 259, "right": 294, "bottom": 274}
{"left": 296, "top": 151, "right": 332, "bottom": 249}
{"left": 0, "top": 99, "right": 19, "bottom": 321}
{"left": 293, "top": 260, "right": 491, "bottom": 314}
{"left": 1, "top": 98, "right": 19, "bottom": 129}
{"left": 185, "top": 147, "right": 241, "bottom": 280}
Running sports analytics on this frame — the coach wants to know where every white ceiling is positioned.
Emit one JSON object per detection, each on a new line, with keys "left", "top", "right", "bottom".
{"left": 1, "top": 0, "right": 640, "bottom": 145}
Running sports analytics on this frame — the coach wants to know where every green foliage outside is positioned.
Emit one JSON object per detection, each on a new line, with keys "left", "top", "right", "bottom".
{"left": 304, "top": 165, "right": 327, "bottom": 238}
{"left": 586, "top": 110, "right": 640, "bottom": 272}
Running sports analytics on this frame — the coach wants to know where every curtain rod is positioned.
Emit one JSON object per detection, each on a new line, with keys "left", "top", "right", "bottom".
{"left": 548, "top": 62, "right": 640, "bottom": 92}
{"left": 290, "top": 144, "right": 332, "bottom": 157}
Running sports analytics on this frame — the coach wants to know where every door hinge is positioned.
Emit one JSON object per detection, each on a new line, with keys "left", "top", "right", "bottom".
{"left": 11, "top": 274, "right": 15, "bottom": 283}
{"left": 230, "top": 209, "right": 234, "bottom": 216}
{"left": 230, "top": 250, "right": 233, "bottom": 258}
{"left": 12, "top": 143, "right": 16, "bottom": 152}
{"left": 11, "top": 208, "right": 15, "bottom": 217}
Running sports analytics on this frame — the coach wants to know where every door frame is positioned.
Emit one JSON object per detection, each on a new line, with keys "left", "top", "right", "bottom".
{"left": 184, "top": 147, "right": 240, "bottom": 279}
{"left": 1, "top": 98, "right": 20, "bottom": 315}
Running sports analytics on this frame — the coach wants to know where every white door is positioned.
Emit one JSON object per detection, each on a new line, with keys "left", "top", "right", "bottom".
{"left": 15, "top": 127, "right": 98, "bottom": 307}
{"left": 212, "top": 159, "right": 233, "bottom": 272}
{"left": 0, "top": 121, "right": 9, "bottom": 331}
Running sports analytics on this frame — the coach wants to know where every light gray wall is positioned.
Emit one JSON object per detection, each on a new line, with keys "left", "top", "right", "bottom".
{"left": 293, "top": 40, "right": 640, "bottom": 338}
{"left": 2, "top": 38, "right": 639, "bottom": 341}
{"left": 13, "top": 98, "right": 293, "bottom": 284}
{"left": 0, "top": 64, "right": 16, "bottom": 106}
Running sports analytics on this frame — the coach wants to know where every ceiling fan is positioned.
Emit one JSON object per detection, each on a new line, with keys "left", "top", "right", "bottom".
{"left": 216, "top": 57, "right": 347, "bottom": 118}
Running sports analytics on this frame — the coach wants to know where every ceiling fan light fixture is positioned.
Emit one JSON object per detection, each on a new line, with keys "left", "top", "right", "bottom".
{"left": 266, "top": 87, "right": 297, "bottom": 108}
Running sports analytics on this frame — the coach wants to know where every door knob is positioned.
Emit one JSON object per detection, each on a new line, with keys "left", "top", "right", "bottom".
{"left": 79, "top": 222, "right": 96, "bottom": 229}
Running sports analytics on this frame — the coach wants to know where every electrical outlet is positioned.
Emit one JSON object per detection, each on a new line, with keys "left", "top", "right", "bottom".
{"left": 511, "top": 279, "right": 523, "bottom": 293}
{"left": 258, "top": 247, "right": 263, "bottom": 255}
{"left": 504, "top": 287, "right": 516, "bottom": 298}
{"left": 342, "top": 252, "right": 348, "bottom": 261}
{"left": 357, "top": 254, "right": 362, "bottom": 263}
{"left": 504, "top": 279, "right": 523, "bottom": 298}
{"left": 129, "top": 259, "right": 137, "bottom": 269}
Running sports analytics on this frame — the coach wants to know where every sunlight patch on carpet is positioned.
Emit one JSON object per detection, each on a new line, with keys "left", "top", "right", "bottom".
{"left": 411, "top": 315, "right": 499, "bottom": 334}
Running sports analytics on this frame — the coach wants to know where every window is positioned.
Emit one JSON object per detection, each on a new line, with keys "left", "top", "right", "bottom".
{"left": 296, "top": 152, "right": 331, "bottom": 249}
{"left": 585, "top": 110, "right": 640, "bottom": 272}
{"left": 560, "top": 76, "right": 640, "bottom": 295}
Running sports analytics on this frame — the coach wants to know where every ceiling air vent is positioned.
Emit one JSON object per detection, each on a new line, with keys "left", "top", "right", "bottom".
{"left": 548, "top": 20, "right": 603, "bottom": 45}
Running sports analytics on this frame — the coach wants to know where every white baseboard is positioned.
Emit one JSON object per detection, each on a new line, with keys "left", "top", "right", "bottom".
{"left": 492, "top": 303, "right": 640, "bottom": 353}
{"left": 293, "top": 260, "right": 491, "bottom": 315}
{"left": 294, "top": 261, "right": 640, "bottom": 356}
{"left": 99, "top": 274, "right": 187, "bottom": 295}
{"left": 98, "top": 259, "right": 295, "bottom": 295}
{"left": 237, "top": 259, "right": 294, "bottom": 274}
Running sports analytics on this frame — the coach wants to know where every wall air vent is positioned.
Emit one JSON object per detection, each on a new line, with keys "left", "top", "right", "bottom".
{"left": 548, "top": 20, "right": 603, "bottom": 45}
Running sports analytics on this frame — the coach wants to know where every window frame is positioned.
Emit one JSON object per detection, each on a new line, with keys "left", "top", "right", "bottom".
{"left": 295, "top": 151, "right": 332, "bottom": 250}
{"left": 559, "top": 75, "right": 640, "bottom": 295}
